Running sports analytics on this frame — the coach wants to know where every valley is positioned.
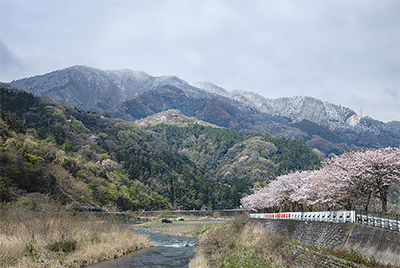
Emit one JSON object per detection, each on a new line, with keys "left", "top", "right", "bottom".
{"left": 1, "top": 66, "right": 399, "bottom": 268}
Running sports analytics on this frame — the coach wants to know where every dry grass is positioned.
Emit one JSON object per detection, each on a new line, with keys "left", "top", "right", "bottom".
{"left": 189, "top": 216, "right": 293, "bottom": 268}
{"left": 189, "top": 252, "right": 209, "bottom": 268}
{"left": 0, "top": 200, "right": 154, "bottom": 268}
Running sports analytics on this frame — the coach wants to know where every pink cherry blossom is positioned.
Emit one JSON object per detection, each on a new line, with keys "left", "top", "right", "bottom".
{"left": 241, "top": 147, "right": 400, "bottom": 212}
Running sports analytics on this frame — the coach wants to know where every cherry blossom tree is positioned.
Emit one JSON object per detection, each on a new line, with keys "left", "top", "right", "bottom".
{"left": 321, "top": 147, "right": 400, "bottom": 212}
{"left": 351, "top": 147, "right": 400, "bottom": 212}
{"left": 241, "top": 147, "right": 400, "bottom": 213}
{"left": 286, "top": 171, "right": 315, "bottom": 211}
{"left": 320, "top": 152, "right": 367, "bottom": 210}
{"left": 241, "top": 171, "right": 317, "bottom": 212}
{"left": 241, "top": 187, "right": 264, "bottom": 211}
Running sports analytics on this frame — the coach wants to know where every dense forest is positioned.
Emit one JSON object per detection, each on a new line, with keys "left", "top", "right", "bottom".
{"left": 0, "top": 83, "right": 320, "bottom": 210}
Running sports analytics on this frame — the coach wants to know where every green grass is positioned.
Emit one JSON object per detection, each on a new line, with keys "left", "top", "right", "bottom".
{"left": 291, "top": 242, "right": 397, "bottom": 268}
{"left": 217, "top": 246, "right": 284, "bottom": 268}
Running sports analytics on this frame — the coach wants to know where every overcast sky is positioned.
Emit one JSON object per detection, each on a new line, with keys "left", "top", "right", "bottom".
{"left": 0, "top": 0, "right": 399, "bottom": 122}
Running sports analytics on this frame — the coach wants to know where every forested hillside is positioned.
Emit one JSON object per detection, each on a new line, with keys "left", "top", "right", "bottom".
{"left": 0, "top": 83, "right": 320, "bottom": 210}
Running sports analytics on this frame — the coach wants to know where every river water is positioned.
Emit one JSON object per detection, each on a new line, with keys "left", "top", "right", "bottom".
{"left": 88, "top": 229, "right": 199, "bottom": 268}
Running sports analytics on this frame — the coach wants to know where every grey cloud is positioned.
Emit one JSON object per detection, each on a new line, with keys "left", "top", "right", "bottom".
{"left": 0, "top": 0, "right": 398, "bottom": 121}
{"left": 0, "top": 40, "right": 25, "bottom": 82}
{"left": 0, "top": 40, "right": 20, "bottom": 66}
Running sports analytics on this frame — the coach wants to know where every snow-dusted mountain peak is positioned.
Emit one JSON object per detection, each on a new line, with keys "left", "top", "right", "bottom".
{"left": 9, "top": 65, "right": 400, "bottom": 152}
{"left": 191, "top": 81, "right": 229, "bottom": 96}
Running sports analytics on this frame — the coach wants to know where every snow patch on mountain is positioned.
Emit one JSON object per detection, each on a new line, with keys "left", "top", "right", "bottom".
{"left": 346, "top": 115, "right": 362, "bottom": 126}
{"left": 285, "top": 96, "right": 306, "bottom": 118}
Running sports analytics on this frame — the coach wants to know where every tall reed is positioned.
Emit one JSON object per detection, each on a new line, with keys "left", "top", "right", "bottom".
{"left": 0, "top": 199, "right": 154, "bottom": 268}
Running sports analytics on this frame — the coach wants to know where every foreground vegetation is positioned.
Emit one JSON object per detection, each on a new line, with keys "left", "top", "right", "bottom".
{"left": 0, "top": 200, "right": 153, "bottom": 268}
{"left": 190, "top": 217, "right": 291, "bottom": 268}
{"left": 190, "top": 217, "right": 397, "bottom": 268}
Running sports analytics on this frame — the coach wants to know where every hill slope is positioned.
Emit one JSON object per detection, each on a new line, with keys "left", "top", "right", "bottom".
{"left": 0, "top": 83, "right": 320, "bottom": 209}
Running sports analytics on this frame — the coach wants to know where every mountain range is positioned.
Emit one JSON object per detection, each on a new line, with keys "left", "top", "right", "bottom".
{"left": 10, "top": 65, "right": 400, "bottom": 155}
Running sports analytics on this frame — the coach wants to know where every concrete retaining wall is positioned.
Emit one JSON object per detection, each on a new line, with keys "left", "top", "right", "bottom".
{"left": 254, "top": 218, "right": 400, "bottom": 266}
{"left": 346, "top": 224, "right": 400, "bottom": 266}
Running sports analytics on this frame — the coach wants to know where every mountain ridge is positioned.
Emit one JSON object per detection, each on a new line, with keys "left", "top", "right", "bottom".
{"left": 193, "top": 81, "right": 358, "bottom": 130}
{"left": 10, "top": 65, "right": 400, "bottom": 155}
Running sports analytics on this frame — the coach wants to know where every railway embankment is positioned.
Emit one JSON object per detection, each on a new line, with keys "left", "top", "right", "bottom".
{"left": 254, "top": 218, "right": 400, "bottom": 266}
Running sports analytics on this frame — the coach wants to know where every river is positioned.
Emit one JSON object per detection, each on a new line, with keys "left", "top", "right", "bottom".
{"left": 88, "top": 229, "right": 199, "bottom": 268}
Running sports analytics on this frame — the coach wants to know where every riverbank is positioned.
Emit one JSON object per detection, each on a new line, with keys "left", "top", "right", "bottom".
{"left": 130, "top": 216, "right": 229, "bottom": 237}
{"left": 189, "top": 216, "right": 290, "bottom": 268}
{"left": 0, "top": 203, "right": 154, "bottom": 268}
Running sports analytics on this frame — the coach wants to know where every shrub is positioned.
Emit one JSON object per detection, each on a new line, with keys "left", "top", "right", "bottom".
{"left": 48, "top": 238, "right": 77, "bottom": 253}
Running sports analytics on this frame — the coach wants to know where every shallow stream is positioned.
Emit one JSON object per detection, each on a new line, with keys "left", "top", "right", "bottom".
{"left": 88, "top": 229, "right": 198, "bottom": 268}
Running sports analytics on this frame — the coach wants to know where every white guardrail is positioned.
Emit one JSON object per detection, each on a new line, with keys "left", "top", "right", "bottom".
{"left": 250, "top": 210, "right": 400, "bottom": 232}
{"left": 250, "top": 211, "right": 356, "bottom": 223}
{"left": 356, "top": 212, "right": 400, "bottom": 231}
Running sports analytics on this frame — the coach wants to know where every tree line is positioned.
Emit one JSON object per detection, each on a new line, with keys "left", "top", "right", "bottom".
{"left": 241, "top": 147, "right": 400, "bottom": 213}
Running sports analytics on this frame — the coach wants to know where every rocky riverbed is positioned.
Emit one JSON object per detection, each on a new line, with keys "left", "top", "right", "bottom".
{"left": 130, "top": 218, "right": 229, "bottom": 237}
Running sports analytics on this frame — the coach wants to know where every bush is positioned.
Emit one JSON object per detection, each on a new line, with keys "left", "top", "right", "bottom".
{"left": 48, "top": 238, "right": 77, "bottom": 253}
